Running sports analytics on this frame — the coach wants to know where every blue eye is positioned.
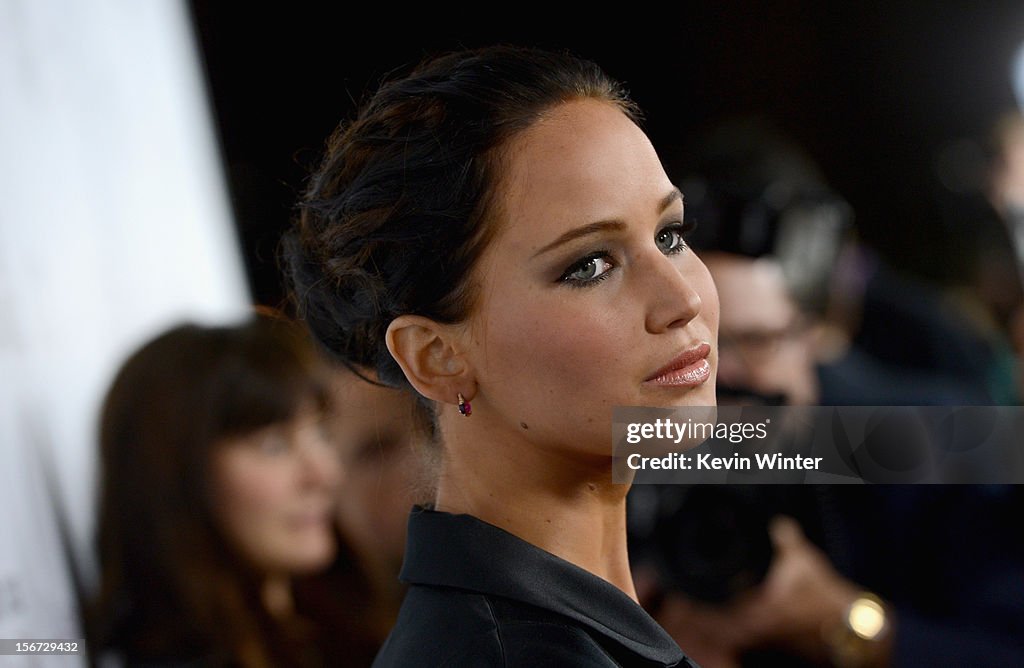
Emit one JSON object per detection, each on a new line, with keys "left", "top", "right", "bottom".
{"left": 655, "top": 223, "right": 689, "bottom": 254}
{"left": 560, "top": 253, "right": 616, "bottom": 286}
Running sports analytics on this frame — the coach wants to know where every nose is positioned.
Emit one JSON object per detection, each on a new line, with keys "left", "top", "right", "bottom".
{"left": 641, "top": 251, "right": 706, "bottom": 334}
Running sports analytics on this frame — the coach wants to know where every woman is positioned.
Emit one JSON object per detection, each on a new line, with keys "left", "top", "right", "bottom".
{"left": 90, "top": 315, "right": 342, "bottom": 667}
{"left": 285, "top": 45, "right": 718, "bottom": 667}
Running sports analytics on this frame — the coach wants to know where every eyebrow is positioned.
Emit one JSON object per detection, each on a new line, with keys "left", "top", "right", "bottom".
{"left": 531, "top": 187, "right": 684, "bottom": 258}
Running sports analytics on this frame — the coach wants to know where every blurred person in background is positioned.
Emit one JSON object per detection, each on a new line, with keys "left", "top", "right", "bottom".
{"left": 986, "top": 110, "right": 1024, "bottom": 392}
{"left": 700, "top": 251, "right": 818, "bottom": 406}
{"left": 989, "top": 111, "right": 1024, "bottom": 272}
{"left": 630, "top": 119, "right": 869, "bottom": 665}
{"left": 295, "top": 366, "right": 432, "bottom": 666}
{"left": 630, "top": 119, "right": 1024, "bottom": 667}
{"left": 89, "top": 314, "right": 342, "bottom": 667}
{"left": 680, "top": 116, "right": 1014, "bottom": 407}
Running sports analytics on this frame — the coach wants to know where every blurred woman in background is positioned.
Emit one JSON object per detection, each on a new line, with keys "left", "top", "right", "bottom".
{"left": 89, "top": 314, "right": 342, "bottom": 667}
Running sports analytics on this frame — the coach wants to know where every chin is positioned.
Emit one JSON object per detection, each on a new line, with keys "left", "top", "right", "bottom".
{"left": 696, "top": 381, "right": 718, "bottom": 406}
{"left": 642, "top": 382, "right": 718, "bottom": 408}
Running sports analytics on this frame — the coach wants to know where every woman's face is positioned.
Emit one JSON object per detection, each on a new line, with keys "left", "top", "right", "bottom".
{"left": 463, "top": 98, "right": 719, "bottom": 455}
{"left": 210, "top": 403, "right": 341, "bottom": 576}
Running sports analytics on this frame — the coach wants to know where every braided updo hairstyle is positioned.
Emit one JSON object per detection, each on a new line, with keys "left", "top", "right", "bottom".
{"left": 283, "top": 45, "right": 639, "bottom": 430}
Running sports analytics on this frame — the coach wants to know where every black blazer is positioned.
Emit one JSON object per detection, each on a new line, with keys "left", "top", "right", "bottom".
{"left": 371, "top": 507, "right": 696, "bottom": 667}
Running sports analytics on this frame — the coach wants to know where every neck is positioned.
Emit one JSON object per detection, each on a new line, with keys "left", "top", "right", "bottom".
{"left": 434, "top": 416, "right": 637, "bottom": 601}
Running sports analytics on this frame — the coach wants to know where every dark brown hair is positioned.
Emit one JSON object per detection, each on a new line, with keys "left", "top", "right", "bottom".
{"left": 90, "top": 315, "right": 330, "bottom": 667}
{"left": 282, "top": 45, "right": 638, "bottom": 422}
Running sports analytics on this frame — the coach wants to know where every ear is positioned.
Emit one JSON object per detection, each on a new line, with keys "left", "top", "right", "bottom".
{"left": 385, "top": 314, "right": 472, "bottom": 404}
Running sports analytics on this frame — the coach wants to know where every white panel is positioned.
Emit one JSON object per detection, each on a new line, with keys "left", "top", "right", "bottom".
{"left": 0, "top": 0, "right": 251, "bottom": 659}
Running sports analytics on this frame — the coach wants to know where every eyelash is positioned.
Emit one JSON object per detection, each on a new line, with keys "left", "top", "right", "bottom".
{"left": 558, "top": 221, "right": 693, "bottom": 288}
{"left": 560, "top": 251, "right": 615, "bottom": 288}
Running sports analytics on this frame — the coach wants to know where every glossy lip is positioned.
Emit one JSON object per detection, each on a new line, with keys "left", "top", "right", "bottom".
{"left": 643, "top": 342, "right": 712, "bottom": 387}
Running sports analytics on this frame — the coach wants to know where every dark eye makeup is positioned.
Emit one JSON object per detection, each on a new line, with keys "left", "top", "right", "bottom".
{"left": 557, "top": 220, "right": 695, "bottom": 288}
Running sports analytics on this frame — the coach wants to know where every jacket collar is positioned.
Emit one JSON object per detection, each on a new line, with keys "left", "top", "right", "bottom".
{"left": 399, "top": 506, "right": 690, "bottom": 667}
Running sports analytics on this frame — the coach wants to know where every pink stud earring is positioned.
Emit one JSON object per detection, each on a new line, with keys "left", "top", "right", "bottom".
{"left": 457, "top": 393, "right": 472, "bottom": 417}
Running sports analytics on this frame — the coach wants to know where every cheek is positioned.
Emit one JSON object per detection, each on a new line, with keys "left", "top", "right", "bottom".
{"left": 211, "top": 459, "right": 292, "bottom": 546}
{"left": 479, "top": 287, "right": 635, "bottom": 402}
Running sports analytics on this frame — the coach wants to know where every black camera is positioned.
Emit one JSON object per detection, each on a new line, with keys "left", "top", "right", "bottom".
{"left": 628, "top": 484, "right": 775, "bottom": 604}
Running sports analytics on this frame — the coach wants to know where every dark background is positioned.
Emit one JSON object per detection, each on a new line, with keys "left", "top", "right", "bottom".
{"left": 188, "top": 1, "right": 1024, "bottom": 306}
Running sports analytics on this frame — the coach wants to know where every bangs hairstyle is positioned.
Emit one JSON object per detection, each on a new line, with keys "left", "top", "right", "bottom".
{"left": 101, "top": 318, "right": 330, "bottom": 451}
{"left": 205, "top": 319, "right": 331, "bottom": 437}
